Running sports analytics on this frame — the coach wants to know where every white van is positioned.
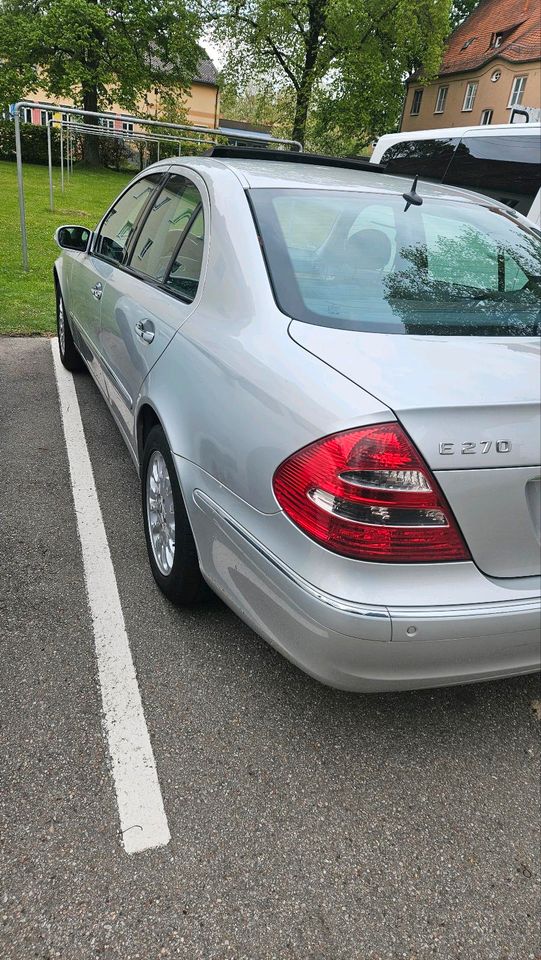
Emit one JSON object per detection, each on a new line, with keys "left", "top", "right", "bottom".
{"left": 371, "top": 122, "right": 541, "bottom": 225}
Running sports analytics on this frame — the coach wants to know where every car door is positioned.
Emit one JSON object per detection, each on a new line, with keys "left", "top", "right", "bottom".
{"left": 69, "top": 172, "right": 164, "bottom": 390}
{"left": 97, "top": 170, "right": 207, "bottom": 449}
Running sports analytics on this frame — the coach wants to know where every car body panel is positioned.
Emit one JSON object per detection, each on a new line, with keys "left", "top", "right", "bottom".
{"left": 288, "top": 323, "right": 541, "bottom": 578}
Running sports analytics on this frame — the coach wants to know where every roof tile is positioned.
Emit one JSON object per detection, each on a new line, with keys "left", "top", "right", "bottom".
{"left": 440, "top": 0, "right": 540, "bottom": 75}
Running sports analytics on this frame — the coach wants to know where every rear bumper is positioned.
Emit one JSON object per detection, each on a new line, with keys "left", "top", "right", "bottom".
{"left": 192, "top": 490, "right": 541, "bottom": 692}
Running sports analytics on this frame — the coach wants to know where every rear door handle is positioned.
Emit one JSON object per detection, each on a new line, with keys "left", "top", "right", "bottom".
{"left": 135, "top": 319, "right": 155, "bottom": 344}
{"left": 91, "top": 282, "right": 103, "bottom": 300}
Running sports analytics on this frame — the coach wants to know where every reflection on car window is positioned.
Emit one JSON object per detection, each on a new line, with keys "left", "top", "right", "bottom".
{"left": 250, "top": 188, "right": 541, "bottom": 336}
{"left": 380, "top": 138, "right": 458, "bottom": 180}
{"left": 130, "top": 175, "right": 202, "bottom": 284}
{"left": 165, "top": 208, "right": 204, "bottom": 301}
{"left": 94, "top": 174, "right": 162, "bottom": 264}
{"left": 443, "top": 134, "right": 541, "bottom": 216}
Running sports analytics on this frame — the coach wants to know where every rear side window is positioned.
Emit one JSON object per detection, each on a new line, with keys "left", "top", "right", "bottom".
{"left": 129, "top": 174, "right": 202, "bottom": 286}
{"left": 379, "top": 138, "right": 458, "bottom": 181}
{"left": 94, "top": 174, "right": 162, "bottom": 264}
{"left": 165, "top": 208, "right": 205, "bottom": 301}
{"left": 250, "top": 188, "right": 541, "bottom": 336}
{"left": 443, "top": 134, "right": 541, "bottom": 216}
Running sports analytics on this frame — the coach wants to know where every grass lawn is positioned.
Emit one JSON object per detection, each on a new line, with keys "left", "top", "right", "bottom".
{"left": 0, "top": 160, "right": 132, "bottom": 335}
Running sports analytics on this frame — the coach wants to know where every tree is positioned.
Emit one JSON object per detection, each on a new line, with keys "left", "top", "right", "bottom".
{"left": 450, "top": 0, "right": 479, "bottom": 31}
{"left": 200, "top": 0, "right": 455, "bottom": 148}
{"left": 0, "top": 0, "right": 201, "bottom": 165}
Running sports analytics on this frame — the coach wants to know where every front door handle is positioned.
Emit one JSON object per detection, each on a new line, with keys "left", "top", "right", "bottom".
{"left": 134, "top": 319, "right": 155, "bottom": 344}
{"left": 91, "top": 282, "right": 103, "bottom": 301}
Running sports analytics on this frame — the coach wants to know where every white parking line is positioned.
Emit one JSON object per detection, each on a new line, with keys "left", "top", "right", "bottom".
{"left": 51, "top": 338, "right": 170, "bottom": 855}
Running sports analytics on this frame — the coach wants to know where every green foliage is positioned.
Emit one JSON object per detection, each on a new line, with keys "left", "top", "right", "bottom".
{"left": 201, "top": 0, "right": 455, "bottom": 150}
{"left": 0, "top": 0, "right": 201, "bottom": 118}
{"left": 0, "top": 119, "right": 61, "bottom": 165}
{"left": 450, "top": 0, "right": 479, "bottom": 31}
{"left": 0, "top": 159, "right": 131, "bottom": 334}
{"left": 219, "top": 80, "right": 297, "bottom": 141}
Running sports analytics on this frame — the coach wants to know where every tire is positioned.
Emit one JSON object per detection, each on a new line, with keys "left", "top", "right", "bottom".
{"left": 56, "top": 283, "right": 84, "bottom": 372}
{"left": 142, "top": 424, "right": 205, "bottom": 606}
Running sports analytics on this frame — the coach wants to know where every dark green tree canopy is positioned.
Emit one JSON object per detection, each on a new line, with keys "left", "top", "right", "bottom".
{"left": 200, "top": 0, "right": 455, "bottom": 148}
{"left": 0, "top": 0, "right": 201, "bottom": 120}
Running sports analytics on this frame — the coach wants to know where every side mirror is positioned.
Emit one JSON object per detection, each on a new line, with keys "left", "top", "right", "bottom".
{"left": 54, "top": 225, "right": 92, "bottom": 252}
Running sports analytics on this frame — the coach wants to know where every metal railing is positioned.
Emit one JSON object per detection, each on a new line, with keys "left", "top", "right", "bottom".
{"left": 13, "top": 100, "right": 302, "bottom": 270}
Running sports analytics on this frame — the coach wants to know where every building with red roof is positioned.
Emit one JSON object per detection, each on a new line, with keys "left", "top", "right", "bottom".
{"left": 401, "top": 0, "right": 540, "bottom": 130}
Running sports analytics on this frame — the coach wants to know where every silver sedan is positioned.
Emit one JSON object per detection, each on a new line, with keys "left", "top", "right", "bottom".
{"left": 54, "top": 149, "right": 541, "bottom": 691}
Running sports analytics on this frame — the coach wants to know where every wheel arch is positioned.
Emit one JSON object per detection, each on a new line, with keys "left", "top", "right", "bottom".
{"left": 137, "top": 402, "right": 162, "bottom": 465}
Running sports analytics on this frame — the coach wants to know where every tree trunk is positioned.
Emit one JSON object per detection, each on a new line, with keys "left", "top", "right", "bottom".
{"left": 291, "top": 0, "right": 328, "bottom": 147}
{"left": 82, "top": 86, "right": 101, "bottom": 167}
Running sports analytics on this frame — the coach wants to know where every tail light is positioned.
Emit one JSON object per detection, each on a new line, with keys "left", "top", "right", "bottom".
{"left": 272, "top": 423, "right": 470, "bottom": 563}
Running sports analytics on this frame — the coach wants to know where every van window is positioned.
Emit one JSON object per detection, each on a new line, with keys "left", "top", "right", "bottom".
{"left": 443, "top": 134, "right": 541, "bottom": 216}
{"left": 379, "top": 138, "right": 458, "bottom": 181}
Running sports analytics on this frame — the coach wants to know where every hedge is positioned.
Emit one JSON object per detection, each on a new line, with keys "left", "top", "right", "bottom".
{"left": 0, "top": 119, "right": 63, "bottom": 165}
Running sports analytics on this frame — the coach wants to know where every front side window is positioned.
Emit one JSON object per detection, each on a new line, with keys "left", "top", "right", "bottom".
{"left": 434, "top": 86, "right": 448, "bottom": 114}
{"left": 509, "top": 75, "right": 527, "bottom": 107}
{"left": 250, "top": 188, "right": 540, "bottom": 337}
{"left": 130, "top": 174, "right": 203, "bottom": 290}
{"left": 462, "top": 82, "right": 478, "bottom": 112}
{"left": 410, "top": 90, "right": 423, "bottom": 115}
{"left": 94, "top": 173, "right": 163, "bottom": 264}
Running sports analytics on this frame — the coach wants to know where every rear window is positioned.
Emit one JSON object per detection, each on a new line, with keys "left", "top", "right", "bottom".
{"left": 250, "top": 189, "right": 541, "bottom": 336}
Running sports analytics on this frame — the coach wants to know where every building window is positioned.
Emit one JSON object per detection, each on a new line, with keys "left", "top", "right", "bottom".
{"left": 100, "top": 118, "right": 115, "bottom": 129}
{"left": 492, "top": 32, "right": 504, "bottom": 48}
{"left": 22, "top": 107, "right": 32, "bottom": 123}
{"left": 508, "top": 75, "right": 527, "bottom": 107}
{"left": 410, "top": 89, "right": 423, "bottom": 116}
{"left": 480, "top": 109, "right": 493, "bottom": 125}
{"left": 40, "top": 110, "right": 53, "bottom": 126}
{"left": 434, "top": 86, "right": 448, "bottom": 114}
{"left": 491, "top": 70, "right": 501, "bottom": 82}
{"left": 460, "top": 37, "right": 476, "bottom": 50}
{"left": 122, "top": 121, "right": 134, "bottom": 133}
{"left": 462, "top": 82, "right": 478, "bottom": 112}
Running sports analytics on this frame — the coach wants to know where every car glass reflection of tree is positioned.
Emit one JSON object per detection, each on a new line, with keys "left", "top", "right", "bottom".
{"left": 382, "top": 227, "right": 541, "bottom": 336}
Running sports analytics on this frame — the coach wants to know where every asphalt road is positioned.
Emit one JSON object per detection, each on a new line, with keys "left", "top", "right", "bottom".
{"left": 1, "top": 336, "right": 540, "bottom": 960}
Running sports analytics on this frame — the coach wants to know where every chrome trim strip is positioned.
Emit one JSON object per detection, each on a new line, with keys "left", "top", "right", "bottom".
{"left": 390, "top": 596, "right": 541, "bottom": 621}
{"left": 192, "top": 489, "right": 389, "bottom": 622}
{"left": 193, "top": 489, "right": 541, "bottom": 624}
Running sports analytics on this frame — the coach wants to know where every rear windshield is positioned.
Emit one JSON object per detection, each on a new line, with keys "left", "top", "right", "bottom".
{"left": 249, "top": 189, "right": 541, "bottom": 336}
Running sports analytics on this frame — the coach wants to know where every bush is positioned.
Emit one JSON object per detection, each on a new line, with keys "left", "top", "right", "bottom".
{"left": 0, "top": 119, "right": 61, "bottom": 165}
{"left": 98, "top": 135, "right": 134, "bottom": 171}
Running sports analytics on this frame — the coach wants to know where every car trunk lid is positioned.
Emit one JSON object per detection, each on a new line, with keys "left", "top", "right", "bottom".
{"left": 289, "top": 323, "right": 541, "bottom": 577}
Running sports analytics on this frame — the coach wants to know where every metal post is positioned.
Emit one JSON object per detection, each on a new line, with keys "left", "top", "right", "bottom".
{"left": 60, "top": 124, "right": 64, "bottom": 193}
{"left": 157, "top": 140, "right": 160, "bottom": 162}
{"left": 14, "top": 109, "right": 29, "bottom": 272}
{"left": 47, "top": 121, "right": 54, "bottom": 211}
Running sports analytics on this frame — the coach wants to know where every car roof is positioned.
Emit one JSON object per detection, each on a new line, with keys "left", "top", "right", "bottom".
{"left": 165, "top": 155, "right": 499, "bottom": 206}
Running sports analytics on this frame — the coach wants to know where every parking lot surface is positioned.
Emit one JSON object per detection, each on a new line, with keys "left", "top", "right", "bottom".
{"left": 1, "top": 336, "right": 540, "bottom": 960}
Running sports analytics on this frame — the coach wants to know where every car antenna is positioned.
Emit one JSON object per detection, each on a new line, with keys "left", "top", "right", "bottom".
{"left": 402, "top": 174, "right": 423, "bottom": 212}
